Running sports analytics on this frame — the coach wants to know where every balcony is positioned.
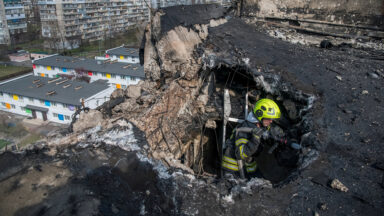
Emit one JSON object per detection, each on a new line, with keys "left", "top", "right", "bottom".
{"left": 6, "top": 14, "right": 26, "bottom": 20}
{"left": 8, "top": 23, "right": 27, "bottom": 30}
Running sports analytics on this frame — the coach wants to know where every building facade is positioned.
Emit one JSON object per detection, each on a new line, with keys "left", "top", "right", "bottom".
{"left": 104, "top": 46, "right": 139, "bottom": 64}
{"left": 32, "top": 54, "right": 145, "bottom": 89}
{"left": 38, "top": 0, "right": 150, "bottom": 49}
{"left": 0, "top": 0, "right": 28, "bottom": 45}
{"left": 0, "top": 74, "right": 113, "bottom": 123}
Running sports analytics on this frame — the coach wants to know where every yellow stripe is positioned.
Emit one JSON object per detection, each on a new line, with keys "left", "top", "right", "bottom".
{"left": 245, "top": 161, "right": 257, "bottom": 168}
{"left": 222, "top": 161, "right": 239, "bottom": 171}
{"left": 239, "top": 145, "right": 248, "bottom": 159}
{"left": 236, "top": 138, "right": 248, "bottom": 146}
{"left": 253, "top": 134, "right": 260, "bottom": 139}
{"left": 223, "top": 156, "right": 238, "bottom": 165}
{"left": 246, "top": 166, "right": 257, "bottom": 173}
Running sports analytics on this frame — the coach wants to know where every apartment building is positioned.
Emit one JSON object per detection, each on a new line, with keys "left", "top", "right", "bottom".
{"left": 38, "top": 0, "right": 150, "bottom": 49}
{"left": 0, "top": 74, "right": 113, "bottom": 123}
{"left": 0, "top": 0, "right": 27, "bottom": 44}
{"left": 32, "top": 54, "right": 145, "bottom": 89}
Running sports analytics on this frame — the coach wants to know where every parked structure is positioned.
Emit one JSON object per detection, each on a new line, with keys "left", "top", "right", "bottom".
{"left": 0, "top": 74, "right": 113, "bottom": 123}
{"left": 32, "top": 54, "right": 145, "bottom": 89}
{"left": 38, "top": 0, "right": 150, "bottom": 49}
{"left": 0, "top": 0, "right": 27, "bottom": 45}
{"left": 104, "top": 46, "right": 140, "bottom": 64}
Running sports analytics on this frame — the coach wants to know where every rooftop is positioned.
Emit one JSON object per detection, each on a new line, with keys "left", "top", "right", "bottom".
{"left": 106, "top": 47, "right": 139, "bottom": 57}
{"left": 33, "top": 55, "right": 145, "bottom": 78}
{"left": 0, "top": 75, "right": 110, "bottom": 106}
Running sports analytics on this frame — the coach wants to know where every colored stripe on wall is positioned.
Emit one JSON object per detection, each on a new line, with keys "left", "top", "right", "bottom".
{"left": 13, "top": 95, "right": 19, "bottom": 100}
{"left": 106, "top": 73, "right": 111, "bottom": 78}
{"left": 58, "top": 114, "right": 64, "bottom": 121}
{"left": 45, "top": 100, "right": 51, "bottom": 106}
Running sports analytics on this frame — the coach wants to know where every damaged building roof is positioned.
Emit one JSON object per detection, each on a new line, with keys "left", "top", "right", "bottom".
{"left": 106, "top": 47, "right": 139, "bottom": 57}
{"left": 0, "top": 75, "right": 110, "bottom": 105}
{"left": 33, "top": 55, "right": 145, "bottom": 78}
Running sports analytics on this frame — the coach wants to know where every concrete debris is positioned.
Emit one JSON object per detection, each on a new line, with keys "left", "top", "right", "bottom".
{"left": 361, "top": 90, "right": 369, "bottom": 95}
{"left": 330, "top": 179, "right": 349, "bottom": 192}
{"left": 72, "top": 110, "right": 104, "bottom": 133}
{"left": 336, "top": 75, "right": 342, "bottom": 81}
{"left": 318, "top": 203, "right": 327, "bottom": 211}
{"left": 125, "top": 85, "right": 142, "bottom": 99}
{"left": 110, "top": 88, "right": 125, "bottom": 99}
{"left": 205, "top": 119, "right": 217, "bottom": 129}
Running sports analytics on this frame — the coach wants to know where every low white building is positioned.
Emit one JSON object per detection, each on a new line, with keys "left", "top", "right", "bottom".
{"left": 0, "top": 74, "right": 114, "bottom": 124}
{"left": 104, "top": 46, "right": 140, "bottom": 64}
{"left": 32, "top": 54, "right": 145, "bottom": 90}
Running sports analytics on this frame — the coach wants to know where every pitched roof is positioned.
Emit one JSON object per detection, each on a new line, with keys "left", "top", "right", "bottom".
{"left": 106, "top": 47, "right": 139, "bottom": 57}
{"left": 33, "top": 55, "right": 145, "bottom": 78}
{"left": 0, "top": 75, "right": 110, "bottom": 106}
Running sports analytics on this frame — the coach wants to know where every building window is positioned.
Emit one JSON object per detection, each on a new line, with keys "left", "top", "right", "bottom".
{"left": 102, "top": 73, "right": 106, "bottom": 77}
{"left": 53, "top": 113, "right": 58, "bottom": 118}
{"left": 0, "top": 92, "right": 3, "bottom": 97}
{"left": 120, "top": 75, "right": 125, "bottom": 79}
{"left": 19, "top": 96, "right": 24, "bottom": 102}
{"left": 64, "top": 115, "right": 70, "bottom": 120}
{"left": 28, "top": 97, "right": 34, "bottom": 102}
{"left": 1, "top": 102, "right": 5, "bottom": 107}
{"left": 63, "top": 104, "right": 68, "bottom": 108}
{"left": 39, "top": 99, "right": 44, "bottom": 105}
{"left": 122, "top": 85, "right": 127, "bottom": 89}
{"left": 51, "top": 102, "right": 57, "bottom": 107}
{"left": 130, "top": 77, "right": 136, "bottom": 81}
{"left": 11, "top": 104, "right": 15, "bottom": 109}
{"left": 111, "top": 74, "right": 116, "bottom": 78}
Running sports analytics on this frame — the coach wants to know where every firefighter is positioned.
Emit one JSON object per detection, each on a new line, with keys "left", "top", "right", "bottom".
{"left": 221, "top": 98, "right": 288, "bottom": 178}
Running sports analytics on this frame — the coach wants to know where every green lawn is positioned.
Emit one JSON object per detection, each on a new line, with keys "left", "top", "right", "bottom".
{"left": 0, "top": 139, "right": 12, "bottom": 149}
{"left": 0, "top": 65, "right": 32, "bottom": 79}
{"left": 18, "top": 134, "right": 42, "bottom": 148}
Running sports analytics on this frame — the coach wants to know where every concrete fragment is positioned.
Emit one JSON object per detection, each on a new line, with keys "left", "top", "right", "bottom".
{"left": 72, "top": 110, "right": 103, "bottom": 133}
{"left": 336, "top": 75, "right": 342, "bottom": 81}
{"left": 110, "top": 88, "right": 125, "bottom": 99}
{"left": 125, "top": 85, "right": 142, "bottom": 99}
{"left": 205, "top": 119, "right": 217, "bottom": 129}
{"left": 361, "top": 90, "right": 369, "bottom": 95}
{"left": 330, "top": 179, "right": 348, "bottom": 192}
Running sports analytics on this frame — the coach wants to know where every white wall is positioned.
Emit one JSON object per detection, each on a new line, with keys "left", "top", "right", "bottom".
{"left": 0, "top": 92, "right": 77, "bottom": 124}
{"left": 110, "top": 54, "right": 140, "bottom": 64}
{"left": 33, "top": 66, "right": 143, "bottom": 89}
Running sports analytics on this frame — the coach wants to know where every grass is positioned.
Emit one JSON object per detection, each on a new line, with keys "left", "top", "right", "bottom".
{"left": 0, "top": 65, "right": 32, "bottom": 80}
{"left": 18, "top": 134, "right": 42, "bottom": 148}
{"left": 0, "top": 123, "right": 28, "bottom": 137}
{"left": 0, "top": 139, "right": 12, "bottom": 149}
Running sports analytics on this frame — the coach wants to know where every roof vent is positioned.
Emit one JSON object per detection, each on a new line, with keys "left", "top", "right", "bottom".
{"left": 33, "top": 79, "right": 40, "bottom": 83}
{"left": 48, "top": 77, "right": 62, "bottom": 83}
{"left": 63, "top": 84, "right": 71, "bottom": 88}
{"left": 74, "top": 86, "right": 83, "bottom": 90}
{"left": 36, "top": 83, "right": 44, "bottom": 88}
{"left": 46, "top": 90, "right": 56, "bottom": 96}
{"left": 133, "top": 67, "right": 138, "bottom": 70}
{"left": 56, "top": 79, "right": 68, "bottom": 85}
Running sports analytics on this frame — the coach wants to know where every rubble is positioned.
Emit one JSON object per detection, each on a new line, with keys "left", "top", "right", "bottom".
{"left": 330, "top": 179, "right": 349, "bottom": 192}
{"left": 72, "top": 110, "right": 104, "bottom": 133}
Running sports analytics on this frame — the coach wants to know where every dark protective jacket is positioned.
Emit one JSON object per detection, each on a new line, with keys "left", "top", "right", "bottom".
{"left": 221, "top": 119, "right": 286, "bottom": 174}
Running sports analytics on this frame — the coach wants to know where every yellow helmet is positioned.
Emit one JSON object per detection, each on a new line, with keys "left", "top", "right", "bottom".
{"left": 253, "top": 98, "right": 281, "bottom": 121}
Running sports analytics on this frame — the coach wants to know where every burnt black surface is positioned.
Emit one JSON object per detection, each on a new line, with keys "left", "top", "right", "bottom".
{"left": 206, "top": 17, "right": 384, "bottom": 215}
{"left": 160, "top": 4, "right": 226, "bottom": 36}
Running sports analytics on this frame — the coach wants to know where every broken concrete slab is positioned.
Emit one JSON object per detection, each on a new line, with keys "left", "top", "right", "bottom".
{"left": 72, "top": 110, "right": 103, "bottom": 133}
